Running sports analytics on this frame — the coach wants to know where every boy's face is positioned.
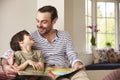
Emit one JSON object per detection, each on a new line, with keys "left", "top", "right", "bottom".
{"left": 22, "top": 34, "right": 35, "bottom": 47}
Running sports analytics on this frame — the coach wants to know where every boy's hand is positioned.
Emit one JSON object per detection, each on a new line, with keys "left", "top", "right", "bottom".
{"left": 27, "top": 60, "right": 42, "bottom": 70}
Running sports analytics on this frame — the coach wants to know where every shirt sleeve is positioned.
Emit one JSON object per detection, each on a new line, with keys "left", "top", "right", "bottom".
{"left": 65, "top": 32, "right": 82, "bottom": 67}
{"left": 1, "top": 49, "right": 14, "bottom": 59}
{"left": 14, "top": 52, "right": 21, "bottom": 65}
{"left": 0, "top": 49, "right": 14, "bottom": 65}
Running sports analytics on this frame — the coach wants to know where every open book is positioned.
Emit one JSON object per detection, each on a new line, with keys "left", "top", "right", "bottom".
{"left": 17, "top": 68, "right": 80, "bottom": 80}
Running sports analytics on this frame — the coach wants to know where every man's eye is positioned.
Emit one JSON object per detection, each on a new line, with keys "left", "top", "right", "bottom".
{"left": 42, "top": 21, "right": 47, "bottom": 24}
{"left": 36, "top": 20, "right": 39, "bottom": 23}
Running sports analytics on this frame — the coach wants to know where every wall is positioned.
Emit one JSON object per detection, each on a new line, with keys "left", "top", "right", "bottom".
{"left": 65, "top": 0, "right": 86, "bottom": 53}
{"left": 0, "top": 0, "right": 37, "bottom": 55}
{"left": 37, "top": 0, "right": 64, "bottom": 30}
{"left": 0, "top": 0, "right": 86, "bottom": 55}
{"left": 37, "top": 0, "right": 86, "bottom": 53}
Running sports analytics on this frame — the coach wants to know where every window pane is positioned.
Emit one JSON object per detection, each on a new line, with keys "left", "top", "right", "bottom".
{"left": 106, "top": 18, "right": 115, "bottom": 33}
{"left": 85, "top": 0, "right": 91, "bottom": 16}
{"left": 86, "top": 33, "right": 92, "bottom": 48}
{"left": 88, "top": 0, "right": 92, "bottom": 16}
{"left": 97, "top": 34, "right": 106, "bottom": 48}
{"left": 97, "top": 2, "right": 105, "bottom": 17}
{"left": 97, "top": 34, "right": 115, "bottom": 48}
{"left": 97, "top": 18, "right": 106, "bottom": 33}
{"left": 86, "top": 0, "right": 92, "bottom": 51}
{"left": 86, "top": 17, "right": 92, "bottom": 32}
{"left": 86, "top": 32, "right": 92, "bottom": 52}
{"left": 119, "top": 18, "right": 120, "bottom": 28}
{"left": 88, "top": 17, "right": 92, "bottom": 26}
{"left": 106, "top": 3, "right": 114, "bottom": 17}
{"left": 106, "top": 34, "right": 115, "bottom": 48}
{"left": 119, "top": 3, "right": 120, "bottom": 17}
{"left": 85, "top": 0, "right": 88, "bottom": 16}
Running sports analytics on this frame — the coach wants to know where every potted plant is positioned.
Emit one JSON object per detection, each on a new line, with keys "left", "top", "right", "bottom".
{"left": 87, "top": 25, "right": 99, "bottom": 46}
{"left": 90, "top": 33, "right": 96, "bottom": 46}
{"left": 106, "top": 42, "right": 111, "bottom": 49}
{"left": 106, "top": 42, "right": 111, "bottom": 47}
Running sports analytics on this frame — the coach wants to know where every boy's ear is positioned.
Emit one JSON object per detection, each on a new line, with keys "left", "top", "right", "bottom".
{"left": 18, "top": 41, "right": 24, "bottom": 44}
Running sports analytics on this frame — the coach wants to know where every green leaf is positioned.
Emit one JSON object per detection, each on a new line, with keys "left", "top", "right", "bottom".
{"left": 90, "top": 35, "right": 96, "bottom": 46}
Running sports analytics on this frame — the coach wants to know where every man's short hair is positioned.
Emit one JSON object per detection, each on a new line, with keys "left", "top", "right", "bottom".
{"left": 38, "top": 5, "right": 58, "bottom": 21}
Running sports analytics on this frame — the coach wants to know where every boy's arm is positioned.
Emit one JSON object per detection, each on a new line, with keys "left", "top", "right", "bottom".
{"left": 14, "top": 60, "right": 41, "bottom": 71}
{"left": 13, "top": 61, "right": 29, "bottom": 71}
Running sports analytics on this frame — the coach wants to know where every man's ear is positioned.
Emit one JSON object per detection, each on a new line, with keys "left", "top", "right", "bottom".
{"left": 52, "top": 18, "right": 57, "bottom": 24}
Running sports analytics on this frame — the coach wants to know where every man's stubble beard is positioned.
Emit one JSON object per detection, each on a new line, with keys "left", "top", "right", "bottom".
{"left": 37, "top": 26, "right": 53, "bottom": 36}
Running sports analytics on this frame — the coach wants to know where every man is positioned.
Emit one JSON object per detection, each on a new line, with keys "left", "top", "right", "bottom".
{"left": 1, "top": 5, "right": 89, "bottom": 80}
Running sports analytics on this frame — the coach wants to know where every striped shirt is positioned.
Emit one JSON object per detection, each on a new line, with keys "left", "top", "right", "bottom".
{"left": 30, "top": 30, "right": 81, "bottom": 68}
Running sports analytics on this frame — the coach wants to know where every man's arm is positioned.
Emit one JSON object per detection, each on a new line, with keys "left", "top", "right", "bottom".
{"left": 0, "top": 58, "right": 7, "bottom": 66}
{"left": 1, "top": 49, "right": 14, "bottom": 59}
{"left": 1, "top": 58, "right": 9, "bottom": 67}
{"left": 0, "top": 49, "right": 14, "bottom": 65}
{"left": 1, "top": 49, "right": 17, "bottom": 78}
{"left": 1, "top": 58, "right": 17, "bottom": 75}
{"left": 65, "top": 32, "right": 84, "bottom": 70}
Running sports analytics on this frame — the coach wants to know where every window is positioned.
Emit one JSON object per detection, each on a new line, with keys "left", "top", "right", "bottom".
{"left": 86, "top": 0, "right": 92, "bottom": 52}
{"left": 97, "top": 2, "right": 115, "bottom": 48}
{"left": 86, "top": 0, "right": 120, "bottom": 51}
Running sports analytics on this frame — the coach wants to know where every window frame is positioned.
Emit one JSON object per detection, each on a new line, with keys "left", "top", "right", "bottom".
{"left": 86, "top": 0, "right": 120, "bottom": 51}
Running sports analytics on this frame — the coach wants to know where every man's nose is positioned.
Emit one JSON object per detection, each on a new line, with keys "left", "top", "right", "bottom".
{"left": 37, "top": 22, "right": 42, "bottom": 27}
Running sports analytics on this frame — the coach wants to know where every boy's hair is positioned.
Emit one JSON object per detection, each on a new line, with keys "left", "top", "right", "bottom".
{"left": 10, "top": 30, "right": 29, "bottom": 51}
{"left": 38, "top": 5, "right": 58, "bottom": 21}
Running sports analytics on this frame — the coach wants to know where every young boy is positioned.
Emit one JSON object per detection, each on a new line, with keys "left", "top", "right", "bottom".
{"left": 10, "top": 30, "right": 44, "bottom": 79}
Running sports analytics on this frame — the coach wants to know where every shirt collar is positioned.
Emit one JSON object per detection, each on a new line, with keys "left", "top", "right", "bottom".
{"left": 37, "top": 29, "right": 60, "bottom": 39}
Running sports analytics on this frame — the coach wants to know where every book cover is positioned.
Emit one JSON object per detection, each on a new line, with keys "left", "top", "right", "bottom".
{"left": 17, "top": 68, "right": 80, "bottom": 80}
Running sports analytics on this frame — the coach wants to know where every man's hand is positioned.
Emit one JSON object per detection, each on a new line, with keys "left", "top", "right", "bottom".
{"left": 73, "top": 61, "right": 85, "bottom": 70}
{"left": 2, "top": 64, "right": 17, "bottom": 79}
{"left": 8, "top": 53, "right": 14, "bottom": 65}
{"left": 2, "top": 58, "right": 17, "bottom": 79}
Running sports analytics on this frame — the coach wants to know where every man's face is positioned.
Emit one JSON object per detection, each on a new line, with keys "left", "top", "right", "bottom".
{"left": 36, "top": 12, "right": 54, "bottom": 36}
